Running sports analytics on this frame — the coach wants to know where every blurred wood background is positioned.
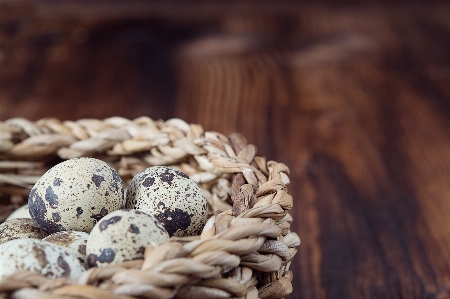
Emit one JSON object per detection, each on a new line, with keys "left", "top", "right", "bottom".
{"left": 1, "top": 1, "right": 450, "bottom": 298}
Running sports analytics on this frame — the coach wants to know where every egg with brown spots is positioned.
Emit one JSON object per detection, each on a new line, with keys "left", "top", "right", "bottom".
{"left": 0, "top": 218, "right": 49, "bottom": 244}
{"left": 126, "top": 166, "right": 207, "bottom": 237}
{"left": 0, "top": 238, "right": 85, "bottom": 280}
{"left": 28, "top": 157, "right": 124, "bottom": 234}
{"left": 86, "top": 209, "right": 169, "bottom": 267}
{"left": 42, "top": 231, "right": 89, "bottom": 268}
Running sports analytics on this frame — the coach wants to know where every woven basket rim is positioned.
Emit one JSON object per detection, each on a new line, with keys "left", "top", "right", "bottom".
{"left": 0, "top": 116, "right": 299, "bottom": 299}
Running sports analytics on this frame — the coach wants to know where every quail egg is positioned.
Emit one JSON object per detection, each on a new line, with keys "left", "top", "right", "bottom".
{"left": 126, "top": 166, "right": 207, "bottom": 237}
{"left": 6, "top": 204, "right": 31, "bottom": 220}
{"left": 0, "top": 218, "right": 49, "bottom": 244}
{"left": 86, "top": 209, "right": 169, "bottom": 268}
{"left": 0, "top": 238, "right": 85, "bottom": 280}
{"left": 28, "top": 157, "right": 124, "bottom": 233}
{"left": 42, "top": 231, "right": 89, "bottom": 268}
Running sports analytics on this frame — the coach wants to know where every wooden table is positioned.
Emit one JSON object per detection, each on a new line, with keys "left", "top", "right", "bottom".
{"left": 1, "top": 2, "right": 450, "bottom": 298}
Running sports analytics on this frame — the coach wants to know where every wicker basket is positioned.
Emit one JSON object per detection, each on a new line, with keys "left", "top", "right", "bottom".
{"left": 0, "top": 116, "right": 299, "bottom": 299}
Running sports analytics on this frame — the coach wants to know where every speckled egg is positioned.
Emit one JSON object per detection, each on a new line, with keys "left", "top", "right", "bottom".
{"left": 0, "top": 218, "right": 49, "bottom": 244}
{"left": 86, "top": 209, "right": 169, "bottom": 268}
{"left": 42, "top": 231, "right": 89, "bottom": 268}
{"left": 0, "top": 238, "right": 85, "bottom": 280}
{"left": 126, "top": 166, "right": 207, "bottom": 237}
{"left": 6, "top": 204, "right": 31, "bottom": 220}
{"left": 28, "top": 157, "right": 124, "bottom": 234}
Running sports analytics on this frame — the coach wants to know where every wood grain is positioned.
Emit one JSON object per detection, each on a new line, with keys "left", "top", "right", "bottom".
{"left": 1, "top": 2, "right": 450, "bottom": 298}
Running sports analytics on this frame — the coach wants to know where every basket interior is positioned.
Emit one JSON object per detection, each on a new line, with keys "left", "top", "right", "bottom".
{"left": 0, "top": 117, "right": 299, "bottom": 299}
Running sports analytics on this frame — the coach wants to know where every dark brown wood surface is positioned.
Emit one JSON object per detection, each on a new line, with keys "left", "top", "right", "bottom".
{"left": 1, "top": 2, "right": 450, "bottom": 298}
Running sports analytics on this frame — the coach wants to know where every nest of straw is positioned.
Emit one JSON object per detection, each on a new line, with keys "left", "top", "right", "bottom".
{"left": 0, "top": 116, "right": 299, "bottom": 299}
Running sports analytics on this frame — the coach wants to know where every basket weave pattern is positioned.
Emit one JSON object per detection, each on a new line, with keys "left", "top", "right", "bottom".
{"left": 0, "top": 117, "right": 299, "bottom": 299}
